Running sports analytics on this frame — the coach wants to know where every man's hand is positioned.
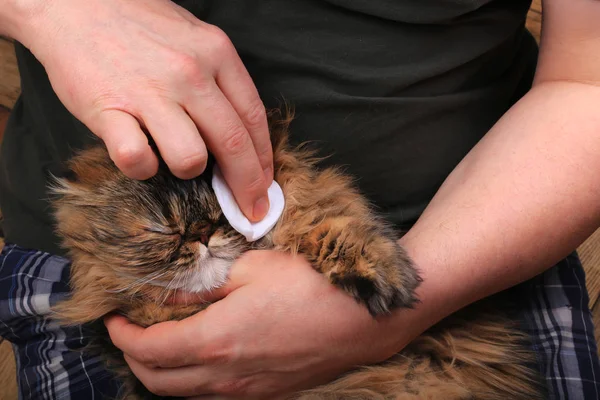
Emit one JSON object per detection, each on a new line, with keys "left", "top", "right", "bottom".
{"left": 104, "top": 251, "right": 421, "bottom": 399}
{"left": 6, "top": 0, "right": 272, "bottom": 220}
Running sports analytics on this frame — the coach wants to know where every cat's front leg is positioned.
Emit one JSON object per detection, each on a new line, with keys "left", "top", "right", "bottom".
{"left": 299, "top": 217, "right": 421, "bottom": 316}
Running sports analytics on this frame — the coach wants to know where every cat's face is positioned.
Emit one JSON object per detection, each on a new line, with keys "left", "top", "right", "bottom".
{"left": 53, "top": 147, "right": 251, "bottom": 299}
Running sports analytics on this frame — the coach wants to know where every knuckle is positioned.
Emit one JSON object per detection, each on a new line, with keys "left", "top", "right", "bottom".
{"left": 244, "top": 101, "right": 267, "bottom": 130}
{"left": 168, "top": 51, "right": 212, "bottom": 94}
{"left": 173, "top": 53, "right": 204, "bottom": 81}
{"left": 137, "top": 350, "right": 160, "bottom": 367}
{"left": 188, "top": 75, "right": 213, "bottom": 94}
{"left": 212, "top": 377, "right": 251, "bottom": 396}
{"left": 170, "top": 152, "right": 207, "bottom": 178}
{"left": 91, "top": 92, "right": 130, "bottom": 113}
{"left": 222, "top": 125, "right": 251, "bottom": 156}
{"left": 204, "top": 25, "right": 235, "bottom": 59}
{"left": 113, "top": 145, "right": 148, "bottom": 170}
{"left": 199, "top": 334, "right": 234, "bottom": 365}
{"left": 257, "top": 142, "right": 274, "bottom": 164}
{"left": 244, "top": 172, "right": 267, "bottom": 194}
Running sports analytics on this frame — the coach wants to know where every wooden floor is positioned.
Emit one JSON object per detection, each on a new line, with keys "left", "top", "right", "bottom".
{"left": 1, "top": 1, "right": 599, "bottom": 399}
{"left": 0, "top": 38, "right": 18, "bottom": 111}
{"left": 526, "top": 0, "right": 542, "bottom": 43}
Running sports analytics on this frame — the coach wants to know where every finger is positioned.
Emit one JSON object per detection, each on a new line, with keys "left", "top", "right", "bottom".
{"left": 216, "top": 56, "right": 273, "bottom": 182}
{"left": 93, "top": 110, "right": 159, "bottom": 180}
{"left": 141, "top": 102, "right": 208, "bottom": 179}
{"left": 104, "top": 314, "right": 201, "bottom": 368}
{"left": 185, "top": 83, "right": 269, "bottom": 221}
{"left": 124, "top": 355, "right": 217, "bottom": 398}
{"left": 169, "top": 284, "right": 233, "bottom": 305}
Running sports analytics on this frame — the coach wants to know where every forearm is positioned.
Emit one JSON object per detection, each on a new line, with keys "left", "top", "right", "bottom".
{"left": 391, "top": 81, "right": 600, "bottom": 345}
{"left": 381, "top": 0, "right": 600, "bottom": 349}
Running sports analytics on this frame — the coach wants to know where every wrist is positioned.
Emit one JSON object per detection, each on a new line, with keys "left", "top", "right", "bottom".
{"left": 0, "top": 0, "right": 48, "bottom": 43}
{"left": 374, "top": 234, "right": 471, "bottom": 355}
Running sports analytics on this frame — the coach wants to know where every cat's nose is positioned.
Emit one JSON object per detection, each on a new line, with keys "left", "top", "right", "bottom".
{"left": 187, "top": 223, "right": 215, "bottom": 246}
{"left": 199, "top": 234, "right": 209, "bottom": 246}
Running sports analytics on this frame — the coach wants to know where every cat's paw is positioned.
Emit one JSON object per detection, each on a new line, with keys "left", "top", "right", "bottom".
{"left": 328, "top": 266, "right": 419, "bottom": 317}
{"left": 306, "top": 222, "right": 421, "bottom": 316}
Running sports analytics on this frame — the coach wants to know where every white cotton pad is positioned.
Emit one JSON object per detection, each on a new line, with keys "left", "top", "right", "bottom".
{"left": 211, "top": 166, "right": 285, "bottom": 242}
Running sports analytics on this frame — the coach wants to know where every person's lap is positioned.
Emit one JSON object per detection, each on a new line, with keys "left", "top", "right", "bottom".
{"left": 1, "top": 243, "right": 599, "bottom": 399}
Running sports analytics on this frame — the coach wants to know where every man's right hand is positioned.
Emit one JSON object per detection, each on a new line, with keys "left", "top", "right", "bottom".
{"left": 4, "top": 0, "right": 273, "bottom": 221}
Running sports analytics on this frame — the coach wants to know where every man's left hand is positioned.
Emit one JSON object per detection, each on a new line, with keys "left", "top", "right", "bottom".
{"left": 104, "top": 250, "right": 409, "bottom": 399}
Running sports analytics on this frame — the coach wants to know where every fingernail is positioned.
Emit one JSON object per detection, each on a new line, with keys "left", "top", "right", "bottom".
{"left": 253, "top": 196, "right": 270, "bottom": 221}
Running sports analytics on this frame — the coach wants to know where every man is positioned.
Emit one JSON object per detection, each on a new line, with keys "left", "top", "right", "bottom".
{"left": 1, "top": 0, "right": 599, "bottom": 398}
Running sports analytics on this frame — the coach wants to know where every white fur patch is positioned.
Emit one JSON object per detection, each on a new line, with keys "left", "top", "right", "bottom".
{"left": 182, "top": 256, "right": 233, "bottom": 293}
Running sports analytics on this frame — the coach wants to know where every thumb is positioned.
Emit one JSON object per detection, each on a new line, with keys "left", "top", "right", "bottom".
{"left": 169, "top": 250, "right": 275, "bottom": 305}
{"left": 169, "top": 283, "right": 237, "bottom": 305}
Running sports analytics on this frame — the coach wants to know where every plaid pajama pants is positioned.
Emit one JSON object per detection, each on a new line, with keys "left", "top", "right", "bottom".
{"left": 1, "top": 243, "right": 600, "bottom": 400}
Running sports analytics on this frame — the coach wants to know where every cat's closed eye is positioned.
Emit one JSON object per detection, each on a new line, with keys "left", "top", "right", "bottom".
{"left": 142, "top": 226, "right": 181, "bottom": 236}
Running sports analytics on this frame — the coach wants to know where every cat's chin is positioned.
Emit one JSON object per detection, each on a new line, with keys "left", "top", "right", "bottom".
{"left": 183, "top": 256, "right": 234, "bottom": 293}
{"left": 151, "top": 256, "right": 234, "bottom": 294}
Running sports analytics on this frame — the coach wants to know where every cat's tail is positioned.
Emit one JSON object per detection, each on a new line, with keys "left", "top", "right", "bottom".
{"left": 290, "top": 308, "right": 546, "bottom": 400}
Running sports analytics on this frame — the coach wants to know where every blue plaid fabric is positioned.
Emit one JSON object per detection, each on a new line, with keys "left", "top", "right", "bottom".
{"left": 519, "top": 253, "right": 600, "bottom": 399}
{"left": 1, "top": 243, "right": 600, "bottom": 399}
{"left": 0, "top": 244, "right": 121, "bottom": 400}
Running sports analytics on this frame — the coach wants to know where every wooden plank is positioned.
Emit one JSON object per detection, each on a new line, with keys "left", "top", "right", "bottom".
{"left": 0, "top": 105, "right": 9, "bottom": 145}
{"left": 530, "top": 0, "right": 542, "bottom": 14}
{"left": 579, "top": 229, "right": 600, "bottom": 308}
{"left": 526, "top": 0, "right": 542, "bottom": 43}
{"left": 0, "top": 38, "right": 20, "bottom": 109}
{"left": 594, "top": 303, "right": 600, "bottom": 357}
{"left": 0, "top": 340, "right": 17, "bottom": 400}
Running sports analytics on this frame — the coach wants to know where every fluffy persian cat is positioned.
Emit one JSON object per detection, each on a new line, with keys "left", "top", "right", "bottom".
{"left": 51, "top": 113, "right": 545, "bottom": 399}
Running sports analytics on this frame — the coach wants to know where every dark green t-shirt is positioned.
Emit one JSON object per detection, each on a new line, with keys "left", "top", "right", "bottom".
{"left": 0, "top": 0, "right": 537, "bottom": 256}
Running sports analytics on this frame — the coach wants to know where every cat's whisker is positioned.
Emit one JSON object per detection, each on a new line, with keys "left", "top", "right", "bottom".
{"left": 181, "top": 267, "right": 195, "bottom": 304}
{"left": 118, "top": 270, "right": 173, "bottom": 303}
{"left": 157, "top": 269, "right": 186, "bottom": 306}
{"left": 109, "top": 270, "right": 169, "bottom": 297}
{"left": 161, "top": 265, "right": 195, "bottom": 306}
{"left": 157, "top": 282, "right": 173, "bottom": 306}
{"left": 110, "top": 268, "right": 169, "bottom": 290}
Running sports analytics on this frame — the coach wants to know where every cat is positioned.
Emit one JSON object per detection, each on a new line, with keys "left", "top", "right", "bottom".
{"left": 51, "top": 113, "right": 546, "bottom": 400}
